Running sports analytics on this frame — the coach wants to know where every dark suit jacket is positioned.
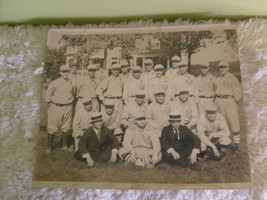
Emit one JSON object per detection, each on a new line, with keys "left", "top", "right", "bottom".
{"left": 160, "top": 125, "right": 200, "bottom": 152}
{"left": 78, "top": 126, "right": 119, "bottom": 155}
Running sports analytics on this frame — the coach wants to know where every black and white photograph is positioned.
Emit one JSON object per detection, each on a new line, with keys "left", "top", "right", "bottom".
{"left": 33, "top": 24, "right": 251, "bottom": 189}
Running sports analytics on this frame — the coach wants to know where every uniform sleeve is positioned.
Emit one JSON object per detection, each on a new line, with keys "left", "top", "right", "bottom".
{"left": 121, "top": 105, "right": 130, "bottom": 127}
{"left": 45, "top": 81, "right": 56, "bottom": 103}
{"left": 196, "top": 117, "right": 216, "bottom": 147}
{"left": 96, "top": 77, "right": 109, "bottom": 100}
{"left": 122, "top": 81, "right": 130, "bottom": 101}
{"left": 211, "top": 114, "right": 231, "bottom": 138}
{"left": 193, "top": 77, "right": 199, "bottom": 103}
{"left": 146, "top": 105, "right": 160, "bottom": 130}
{"left": 189, "top": 102, "right": 198, "bottom": 127}
{"left": 72, "top": 113, "right": 84, "bottom": 137}
{"left": 232, "top": 76, "right": 242, "bottom": 102}
{"left": 109, "top": 111, "right": 121, "bottom": 130}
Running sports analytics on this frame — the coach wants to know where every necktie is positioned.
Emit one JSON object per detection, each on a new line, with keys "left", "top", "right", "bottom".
{"left": 175, "top": 129, "right": 180, "bottom": 140}
{"left": 96, "top": 129, "right": 101, "bottom": 143}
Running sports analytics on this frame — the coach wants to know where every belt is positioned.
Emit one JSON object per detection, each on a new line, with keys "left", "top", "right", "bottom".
{"left": 52, "top": 102, "right": 72, "bottom": 107}
{"left": 215, "top": 95, "right": 234, "bottom": 99}
{"left": 104, "top": 96, "right": 122, "bottom": 99}
{"left": 199, "top": 95, "right": 214, "bottom": 98}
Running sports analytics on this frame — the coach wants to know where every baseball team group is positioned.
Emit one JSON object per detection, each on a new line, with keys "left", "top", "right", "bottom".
{"left": 44, "top": 55, "right": 243, "bottom": 169}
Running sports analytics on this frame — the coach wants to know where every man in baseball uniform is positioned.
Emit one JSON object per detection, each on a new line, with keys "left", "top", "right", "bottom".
{"left": 148, "top": 64, "right": 172, "bottom": 102}
{"left": 72, "top": 97, "right": 94, "bottom": 152}
{"left": 165, "top": 55, "right": 181, "bottom": 79}
{"left": 171, "top": 90, "right": 198, "bottom": 132}
{"left": 197, "top": 104, "right": 232, "bottom": 159}
{"left": 196, "top": 65, "right": 216, "bottom": 116}
{"left": 75, "top": 112, "right": 119, "bottom": 167}
{"left": 119, "top": 114, "right": 162, "bottom": 168}
{"left": 101, "top": 100, "right": 123, "bottom": 145}
{"left": 96, "top": 63, "right": 124, "bottom": 111}
{"left": 160, "top": 112, "right": 201, "bottom": 167}
{"left": 95, "top": 63, "right": 109, "bottom": 82}
{"left": 45, "top": 65, "right": 76, "bottom": 154}
{"left": 146, "top": 90, "right": 171, "bottom": 138}
{"left": 141, "top": 59, "right": 156, "bottom": 102}
{"left": 119, "top": 60, "right": 130, "bottom": 84}
{"left": 123, "top": 65, "right": 146, "bottom": 105}
{"left": 172, "top": 60, "right": 198, "bottom": 103}
{"left": 215, "top": 61, "right": 242, "bottom": 151}
{"left": 121, "top": 91, "right": 148, "bottom": 130}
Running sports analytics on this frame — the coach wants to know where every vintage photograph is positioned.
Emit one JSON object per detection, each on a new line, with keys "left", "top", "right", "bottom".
{"left": 33, "top": 24, "right": 251, "bottom": 189}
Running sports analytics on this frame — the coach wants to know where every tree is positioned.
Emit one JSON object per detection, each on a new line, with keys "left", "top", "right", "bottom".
{"left": 224, "top": 29, "right": 238, "bottom": 50}
{"left": 180, "top": 31, "right": 214, "bottom": 72}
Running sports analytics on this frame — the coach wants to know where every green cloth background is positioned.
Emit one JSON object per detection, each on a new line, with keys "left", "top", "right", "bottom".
{"left": 1, "top": 0, "right": 267, "bottom": 24}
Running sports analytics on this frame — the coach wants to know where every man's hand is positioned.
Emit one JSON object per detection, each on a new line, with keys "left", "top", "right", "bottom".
{"left": 110, "top": 149, "right": 118, "bottom": 163}
{"left": 190, "top": 149, "right": 200, "bottom": 164}
{"left": 211, "top": 145, "right": 220, "bottom": 157}
{"left": 84, "top": 154, "right": 94, "bottom": 167}
{"left": 167, "top": 148, "right": 180, "bottom": 160}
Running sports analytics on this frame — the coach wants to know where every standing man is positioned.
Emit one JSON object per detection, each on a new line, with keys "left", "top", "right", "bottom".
{"left": 45, "top": 65, "right": 76, "bottom": 153}
{"left": 141, "top": 59, "right": 156, "bottom": 100}
{"left": 148, "top": 64, "right": 172, "bottom": 102}
{"left": 160, "top": 113, "right": 201, "bottom": 167}
{"left": 75, "top": 64, "right": 98, "bottom": 114}
{"left": 172, "top": 60, "right": 198, "bottom": 103}
{"left": 119, "top": 114, "right": 162, "bottom": 168}
{"left": 75, "top": 112, "right": 119, "bottom": 167}
{"left": 119, "top": 60, "right": 130, "bottom": 84}
{"left": 146, "top": 90, "right": 171, "bottom": 138}
{"left": 165, "top": 56, "right": 180, "bottom": 79}
{"left": 196, "top": 64, "right": 216, "bottom": 116}
{"left": 121, "top": 91, "right": 148, "bottom": 130}
{"left": 123, "top": 65, "right": 146, "bottom": 105}
{"left": 96, "top": 63, "right": 124, "bottom": 111}
{"left": 215, "top": 61, "right": 243, "bottom": 151}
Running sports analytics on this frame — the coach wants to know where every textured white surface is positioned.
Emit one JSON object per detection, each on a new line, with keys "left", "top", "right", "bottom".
{"left": 0, "top": 19, "right": 266, "bottom": 200}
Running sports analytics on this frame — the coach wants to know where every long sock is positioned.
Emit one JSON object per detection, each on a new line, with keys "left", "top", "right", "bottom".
{"left": 233, "top": 132, "right": 240, "bottom": 144}
{"left": 48, "top": 134, "right": 55, "bottom": 150}
{"left": 61, "top": 132, "right": 68, "bottom": 147}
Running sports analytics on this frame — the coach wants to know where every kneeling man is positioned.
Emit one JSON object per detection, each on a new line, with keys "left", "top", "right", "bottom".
{"left": 75, "top": 112, "right": 119, "bottom": 167}
{"left": 119, "top": 114, "right": 162, "bottom": 168}
{"left": 197, "top": 104, "right": 233, "bottom": 158}
{"left": 160, "top": 113, "right": 201, "bottom": 167}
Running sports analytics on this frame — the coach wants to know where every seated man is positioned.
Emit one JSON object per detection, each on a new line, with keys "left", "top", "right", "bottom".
{"left": 197, "top": 104, "right": 233, "bottom": 159}
{"left": 121, "top": 91, "right": 147, "bottom": 130}
{"left": 75, "top": 112, "right": 119, "bottom": 167}
{"left": 101, "top": 100, "right": 123, "bottom": 145}
{"left": 72, "top": 97, "right": 94, "bottom": 152}
{"left": 160, "top": 113, "right": 201, "bottom": 167}
{"left": 119, "top": 114, "right": 162, "bottom": 168}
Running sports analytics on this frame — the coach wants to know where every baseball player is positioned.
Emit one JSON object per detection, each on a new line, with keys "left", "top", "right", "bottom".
{"left": 165, "top": 56, "right": 181, "bottom": 79}
{"left": 119, "top": 114, "right": 162, "bottom": 168}
{"left": 146, "top": 90, "right": 171, "bottom": 138}
{"left": 171, "top": 90, "right": 198, "bottom": 132}
{"left": 121, "top": 91, "right": 148, "bottom": 129}
{"left": 141, "top": 59, "right": 156, "bottom": 100}
{"left": 45, "top": 65, "right": 76, "bottom": 154}
{"left": 197, "top": 104, "right": 232, "bottom": 159}
{"left": 72, "top": 97, "right": 94, "bottom": 152}
{"left": 96, "top": 63, "right": 124, "bottom": 111}
{"left": 75, "top": 64, "right": 98, "bottom": 114}
{"left": 119, "top": 60, "right": 130, "bottom": 84}
{"left": 101, "top": 100, "right": 123, "bottom": 144}
{"left": 75, "top": 112, "right": 119, "bottom": 167}
{"left": 196, "top": 65, "right": 216, "bottom": 116}
{"left": 172, "top": 60, "right": 198, "bottom": 103}
{"left": 123, "top": 65, "right": 146, "bottom": 105}
{"left": 215, "top": 61, "right": 242, "bottom": 151}
{"left": 95, "top": 63, "right": 109, "bottom": 82}
{"left": 148, "top": 64, "right": 172, "bottom": 102}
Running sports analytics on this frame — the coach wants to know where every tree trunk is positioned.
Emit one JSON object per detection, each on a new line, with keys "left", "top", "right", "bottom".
{"left": 188, "top": 52, "right": 192, "bottom": 73}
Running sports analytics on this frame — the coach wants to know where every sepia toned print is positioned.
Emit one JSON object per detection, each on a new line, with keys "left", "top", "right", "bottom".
{"left": 33, "top": 24, "right": 251, "bottom": 190}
